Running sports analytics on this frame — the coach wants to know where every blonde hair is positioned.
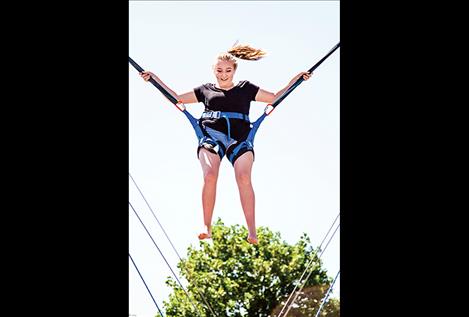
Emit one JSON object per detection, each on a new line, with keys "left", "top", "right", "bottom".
{"left": 216, "top": 44, "right": 267, "bottom": 70}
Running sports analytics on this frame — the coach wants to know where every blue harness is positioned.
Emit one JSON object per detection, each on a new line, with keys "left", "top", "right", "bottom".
{"left": 191, "top": 109, "right": 268, "bottom": 164}
{"left": 198, "top": 110, "right": 258, "bottom": 164}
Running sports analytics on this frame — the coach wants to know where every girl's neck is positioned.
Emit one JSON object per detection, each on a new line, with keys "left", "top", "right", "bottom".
{"left": 216, "top": 81, "right": 235, "bottom": 90}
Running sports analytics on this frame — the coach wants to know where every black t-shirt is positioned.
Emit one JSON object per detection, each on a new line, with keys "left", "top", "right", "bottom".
{"left": 193, "top": 80, "right": 260, "bottom": 141}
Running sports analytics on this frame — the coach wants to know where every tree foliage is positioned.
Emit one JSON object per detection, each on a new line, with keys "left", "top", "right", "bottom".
{"left": 163, "top": 219, "right": 339, "bottom": 316}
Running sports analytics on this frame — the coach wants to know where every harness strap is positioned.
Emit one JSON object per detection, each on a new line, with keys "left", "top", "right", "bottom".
{"left": 227, "top": 140, "right": 253, "bottom": 164}
{"left": 226, "top": 114, "right": 266, "bottom": 163}
{"left": 222, "top": 114, "right": 231, "bottom": 140}
{"left": 201, "top": 111, "right": 250, "bottom": 140}
{"left": 201, "top": 111, "right": 250, "bottom": 121}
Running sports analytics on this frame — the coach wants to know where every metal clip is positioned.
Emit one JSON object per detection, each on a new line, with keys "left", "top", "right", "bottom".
{"left": 203, "top": 111, "right": 221, "bottom": 119}
{"left": 264, "top": 104, "right": 274, "bottom": 115}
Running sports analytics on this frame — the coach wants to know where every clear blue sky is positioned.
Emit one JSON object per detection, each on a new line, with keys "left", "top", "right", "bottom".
{"left": 129, "top": 1, "right": 340, "bottom": 316}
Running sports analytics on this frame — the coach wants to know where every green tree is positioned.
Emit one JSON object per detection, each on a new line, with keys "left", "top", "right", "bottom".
{"left": 163, "top": 219, "right": 339, "bottom": 316}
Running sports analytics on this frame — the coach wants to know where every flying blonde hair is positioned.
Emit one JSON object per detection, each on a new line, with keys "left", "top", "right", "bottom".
{"left": 216, "top": 44, "right": 267, "bottom": 70}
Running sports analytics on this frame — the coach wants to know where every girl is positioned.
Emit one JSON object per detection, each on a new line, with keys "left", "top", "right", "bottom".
{"left": 140, "top": 44, "right": 311, "bottom": 244}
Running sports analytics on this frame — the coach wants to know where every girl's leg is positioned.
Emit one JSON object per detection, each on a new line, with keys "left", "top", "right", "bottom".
{"left": 233, "top": 151, "right": 257, "bottom": 244}
{"left": 198, "top": 148, "right": 221, "bottom": 239}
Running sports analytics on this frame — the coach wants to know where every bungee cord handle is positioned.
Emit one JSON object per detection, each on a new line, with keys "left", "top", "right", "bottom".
{"left": 270, "top": 42, "right": 340, "bottom": 109}
{"left": 129, "top": 57, "right": 180, "bottom": 106}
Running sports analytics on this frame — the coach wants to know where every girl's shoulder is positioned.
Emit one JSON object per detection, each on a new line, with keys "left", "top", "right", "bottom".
{"left": 238, "top": 80, "right": 259, "bottom": 90}
{"left": 238, "top": 80, "right": 255, "bottom": 87}
{"left": 195, "top": 83, "right": 216, "bottom": 90}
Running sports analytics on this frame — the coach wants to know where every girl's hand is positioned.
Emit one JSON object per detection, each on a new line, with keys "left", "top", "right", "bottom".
{"left": 299, "top": 71, "right": 312, "bottom": 81}
{"left": 139, "top": 71, "right": 155, "bottom": 82}
{"left": 288, "top": 71, "right": 312, "bottom": 86}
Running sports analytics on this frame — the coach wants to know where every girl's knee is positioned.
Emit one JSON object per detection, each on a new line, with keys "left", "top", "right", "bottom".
{"left": 235, "top": 171, "right": 251, "bottom": 186}
{"left": 204, "top": 170, "right": 218, "bottom": 183}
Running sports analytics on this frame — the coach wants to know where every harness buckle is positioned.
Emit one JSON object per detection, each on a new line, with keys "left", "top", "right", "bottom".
{"left": 202, "top": 111, "right": 221, "bottom": 119}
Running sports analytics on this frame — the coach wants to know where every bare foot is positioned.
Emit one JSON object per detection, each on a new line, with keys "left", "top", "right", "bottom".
{"left": 198, "top": 232, "right": 212, "bottom": 240}
{"left": 247, "top": 236, "right": 258, "bottom": 245}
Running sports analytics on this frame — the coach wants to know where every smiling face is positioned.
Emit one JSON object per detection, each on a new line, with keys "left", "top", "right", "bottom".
{"left": 213, "top": 59, "right": 236, "bottom": 89}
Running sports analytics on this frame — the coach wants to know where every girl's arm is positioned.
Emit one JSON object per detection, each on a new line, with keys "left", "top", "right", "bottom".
{"left": 140, "top": 71, "right": 198, "bottom": 104}
{"left": 255, "top": 71, "right": 312, "bottom": 104}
